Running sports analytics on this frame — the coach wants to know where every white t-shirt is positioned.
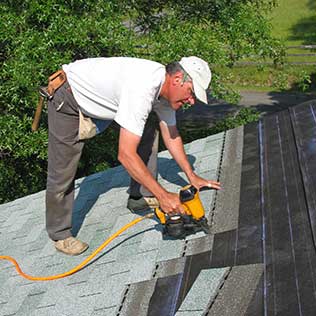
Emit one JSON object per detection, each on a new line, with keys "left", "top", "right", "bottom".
{"left": 62, "top": 57, "right": 176, "bottom": 136}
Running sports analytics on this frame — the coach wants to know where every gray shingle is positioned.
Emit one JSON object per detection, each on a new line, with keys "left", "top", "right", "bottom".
{"left": 197, "top": 153, "right": 222, "bottom": 173}
{"left": 138, "top": 225, "right": 163, "bottom": 253}
{"left": 184, "top": 234, "right": 214, "bottom": 257}
{"left": 212, "top": 127, "right": 243, "bottom": 234}
{"left": 31, "top": 304, "right": 58, "bottom": 316}
{"left": 208, "top": 264, "right": 263, "bottom": 316}
{"left": 153, "top": 257, "right": 186, "bottom": 279}
{"left": 0, "top": 132, "right": 227, "bottom": 316}
{"left": 156, "top": 238, "right": 185, "bottom": 262}
{"left": 92, "top": 306, "right": 117, "bottom": 316}
{"left": 15, "top": 287, "right": 48, "bottom": 316}
{"left": 127, "top": 250, "right": 158, "bottom": 284}
{"left": 92, "top": 274, "right": 129, "bottom": 310}
{"left": 188, "top": 138, "right": 207, "bottom": 154}
{"left": 0, "top": 280, "right": 33, "bottom": 315}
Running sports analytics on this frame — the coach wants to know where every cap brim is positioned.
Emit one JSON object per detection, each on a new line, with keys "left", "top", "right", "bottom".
{"left": 193, "top": 82, "right": 208, "bottom": 104}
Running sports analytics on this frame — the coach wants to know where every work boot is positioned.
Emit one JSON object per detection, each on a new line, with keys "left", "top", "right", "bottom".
{"left": 54, "top": 237, "right": 89, "bottom": 256}
{"left": 127, "top": 196, "right": 159, "bottom": 212}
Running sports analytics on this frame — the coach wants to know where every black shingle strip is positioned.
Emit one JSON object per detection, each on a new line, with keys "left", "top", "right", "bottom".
{"left": 146, "top": 251, "right": 212, "bottom": 315}
{"left": 19, "top": 281, "right": 36, "bottom": 287}
{"left": 210, "top": 230, "right": 237, "bottom": 268}
{"left": 95, "top": 259, "right": 116, "bottom": 267}
{"left": 67, "top": 280, "right": 88, "bottom": 286}
{"left": 235, "top": 123, "right": 262, "bottom": 266}
{"left": 36, "top": 304, "right": 56, "bottom": 310}
{"left": 210, "top": 228, "right": 261, "bottom": 268}
{"left": 260, "top": 110, "right": 316, "bottom": 315}
{"left": 261, "top": 112, "right": 301, "bottom": 315}
{"left": 12, "top": 235, "right": 28, "bottom": 240}
{"left": 281, "top": 109, "right": 316, "bottom": 313}
{"left": 290, "top": 101, "right": 316, "bottom": 247}
{"left": 28, "top": 291, "right": 46, "bottom": 297}
{"left": 94, "top": 304, "right": 116, "bottom": 311}
{"left": 79, "top": 292, "right": 102, "bottom": 298}
{"left": 45, "top": 262, "right": 64, "bottom": 269}
{"left": 147, "top": 273, "right": 184, "bottom": 316}
{"left": 27, "top": 247, "right": 44, "bottom": 253}
{"left": 244, "top": 274, "right": 264, "bottom": 316}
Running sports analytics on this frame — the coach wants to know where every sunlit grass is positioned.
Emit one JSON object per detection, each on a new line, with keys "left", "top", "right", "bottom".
{"left": 223, "top": 0, "right": 316, "bottom": 92}
{"left": 215, "top": 64, "right": 316, "bottom": 92}
{"left": 269, "top": 0, "right": 316, "bottom": 46}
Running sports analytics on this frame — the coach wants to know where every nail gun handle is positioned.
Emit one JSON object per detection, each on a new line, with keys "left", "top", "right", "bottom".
{"left": 155, "top": 208, "right": 166, "bottom": 224}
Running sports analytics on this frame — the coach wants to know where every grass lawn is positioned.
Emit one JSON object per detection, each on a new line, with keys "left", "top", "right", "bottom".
{"left": 222, "top": 0, "right": 316, "bottom": 93}
{"left": 269, "top": 0, "right": 316, "bottom": 47}
{"left": 215, "top": 64, "right": 316, "bottom": 92}
{"left": 269, "top": 0, "right": 316, "bottom": 64}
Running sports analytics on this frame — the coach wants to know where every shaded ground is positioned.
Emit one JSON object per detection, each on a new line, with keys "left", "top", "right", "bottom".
{"left": 177, "top": 90, "right": 316, "bottom": 129}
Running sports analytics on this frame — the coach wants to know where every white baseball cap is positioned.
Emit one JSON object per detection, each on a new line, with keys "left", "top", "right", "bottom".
{"left": 179, "top": 56, "right": 212, "bottom": 104}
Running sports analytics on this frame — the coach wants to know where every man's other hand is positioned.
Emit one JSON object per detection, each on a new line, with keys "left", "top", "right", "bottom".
{"left": 188, "top": 173, "right": 221, "bottom": 190}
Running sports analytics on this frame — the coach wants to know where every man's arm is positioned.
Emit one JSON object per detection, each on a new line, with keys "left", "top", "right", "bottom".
{"left": 118, "top": 127, "right": 185, "bottom": 214}
{"left": 159, "top": 122, "right": 221, "bottom": 190}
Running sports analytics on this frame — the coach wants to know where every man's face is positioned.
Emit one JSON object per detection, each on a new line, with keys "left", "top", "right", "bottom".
{"left": 168, "top": 72, "right": 196, "bottom": 110}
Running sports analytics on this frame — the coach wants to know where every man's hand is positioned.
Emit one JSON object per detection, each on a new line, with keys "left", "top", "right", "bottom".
{"left": 188, "top": 172, "right": 221, "bottom": 190}
{"left": 158, "top": 192, "right": 186, "bottom": 215}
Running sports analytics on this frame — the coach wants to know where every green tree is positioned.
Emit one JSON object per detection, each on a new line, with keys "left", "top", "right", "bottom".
{"left": 0, "top": 0, "right": 135, "bottom": 203}
{"left": 0, "top": 0, "right": 281, "bottom": 203}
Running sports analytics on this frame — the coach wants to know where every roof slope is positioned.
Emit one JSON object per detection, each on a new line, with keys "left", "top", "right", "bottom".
{"left": 1, "top": 100, "right": 316, "bottom": 316}
{"left": 0, "top": 131, "right": 226, "bottom": 316}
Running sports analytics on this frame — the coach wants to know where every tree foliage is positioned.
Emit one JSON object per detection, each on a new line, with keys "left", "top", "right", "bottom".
{"left": 0, "top": 0, "right": 281, "bottom": 203}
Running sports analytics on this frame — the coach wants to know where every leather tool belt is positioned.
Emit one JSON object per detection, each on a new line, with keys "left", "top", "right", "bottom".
{"left": 32, "top": 69, "right": 97, "bottom": 140}
{"left": 32, "top": 70, "right": 67, "bottom": 131}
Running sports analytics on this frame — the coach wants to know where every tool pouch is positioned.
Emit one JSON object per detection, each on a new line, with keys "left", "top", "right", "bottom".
{"left": 47, "top": 69, "right": 67, "bottom": 97}
{"left": 78, "top": 109, "right": 97, "bottom": 140}
{"left": 32, "top": 70, "right": 67, "bottom": 131}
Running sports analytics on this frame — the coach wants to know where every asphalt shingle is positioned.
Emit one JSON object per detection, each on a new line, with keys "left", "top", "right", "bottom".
{"left": 175, "top": 267, "right": 230, "bottom": 315}
{"left": 207, "top": 264, "right": 263, "bottom": 316}
{"left": 211, "top": 126, "right": 243, "bottom": 234}
{"left": 0, "top": 133, "right": 225, "bottom": 316}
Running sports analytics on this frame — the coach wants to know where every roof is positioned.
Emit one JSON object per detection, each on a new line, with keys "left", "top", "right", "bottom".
{"left": 1, "top": 99, "right": 316, "bottom": 316}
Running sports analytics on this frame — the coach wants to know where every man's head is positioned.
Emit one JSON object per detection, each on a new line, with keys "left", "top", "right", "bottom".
{"left": 161, "top": 56, "right": 212, "bottom": 110}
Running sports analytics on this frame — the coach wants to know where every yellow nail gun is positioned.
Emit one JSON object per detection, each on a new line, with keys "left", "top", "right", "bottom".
{"left": 155, "top": 185, "right": 211, "bottom": 239}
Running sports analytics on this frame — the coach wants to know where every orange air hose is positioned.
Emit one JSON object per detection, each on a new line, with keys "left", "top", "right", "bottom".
{"left": 0, "top": 213, "right": 154, "bottom": 281}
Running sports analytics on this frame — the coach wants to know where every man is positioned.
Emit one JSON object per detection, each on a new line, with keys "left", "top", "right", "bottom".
{"left": 46, "top": 56, "right": 221, "bottom": 255}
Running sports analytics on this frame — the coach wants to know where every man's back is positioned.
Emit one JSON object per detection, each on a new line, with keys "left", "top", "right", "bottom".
{"left": 63, "top": 57, "right": 166, "bottom": 125}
